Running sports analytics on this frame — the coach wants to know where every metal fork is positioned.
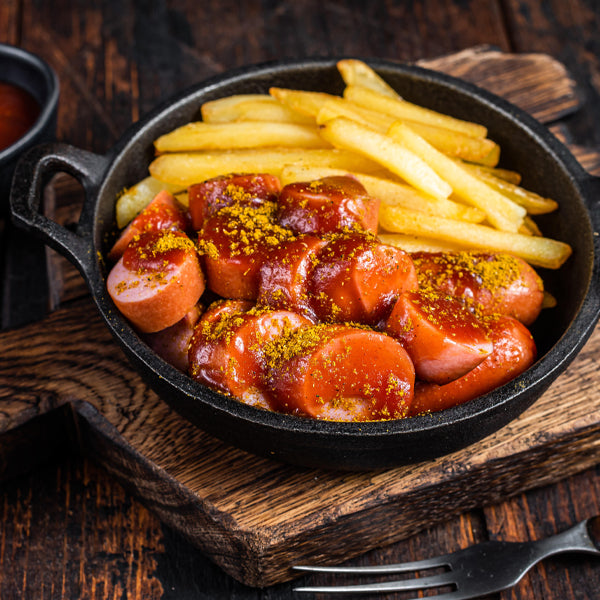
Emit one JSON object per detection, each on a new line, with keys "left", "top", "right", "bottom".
{"left": 293, "top": 515, "right": 600, "bottom": 598}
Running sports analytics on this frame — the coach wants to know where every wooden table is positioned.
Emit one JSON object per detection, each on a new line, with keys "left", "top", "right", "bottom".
{"left": 2, "top": 1, "right": 600, "bottom": 598}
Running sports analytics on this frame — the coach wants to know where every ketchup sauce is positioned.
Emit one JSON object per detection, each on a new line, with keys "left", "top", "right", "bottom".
{"left": 0, "top": 81, "right": 40, "bottom": 151}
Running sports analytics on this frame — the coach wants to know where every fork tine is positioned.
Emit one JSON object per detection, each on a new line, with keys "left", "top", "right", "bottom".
{"left": 294, "top": 571, "right": 455, "bottom": 594}
{"left": 294, "top": 552, "right": 453, "bottom": 575}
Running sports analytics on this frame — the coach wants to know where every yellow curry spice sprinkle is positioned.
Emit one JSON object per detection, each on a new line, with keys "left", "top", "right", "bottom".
{"left": 197, "top": 201, "right": 297, "bottom": 257}
{"left": 413, "top": 251, "right": 537, "bottom": 295}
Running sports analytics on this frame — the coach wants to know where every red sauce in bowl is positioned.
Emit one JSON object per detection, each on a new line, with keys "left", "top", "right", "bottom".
{"left": 0, "top": 81, "right": 40, "bottom": 151}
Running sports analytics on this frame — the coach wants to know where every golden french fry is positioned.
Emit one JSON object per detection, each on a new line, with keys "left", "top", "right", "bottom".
{"left": 174, "top": 191, "right": 189, "bottom": 207}
{"left": 269, "top": 88, "right": 336, "bottom": 119}
{"left": 154, "top": 121, "right": 330, "bottom": 153}
{"left": 336, "top": 59, "right": 401, "bottom": 98}
{"left": 234, "top": 100, "right": 315, "bottom": 124}
{"left": 379, "top": 205, "right": 572, "bottom": 269}
{"left": 149, "top": 148, "right": 382, "bottom": 186}
{"left": 377, "top": 233, "right": 465, "bottom": 253}
{"left": 520, "top": 216, "right": 542, "bottom": 236}
{"left": 316, "top": 98, "right": 392, "bottom": 132}
{"left": 319, "top": 117, "right": 453, "bottom": 199}
{"left": 391, "top": 123, "right": 525, "bottom": 232}
{"left": 318, "top": 98, "right": 500, "bottom": 166}
{"left": 391, "top": 121, "right": 500, "bottom": 166}
{"left": 280, "top": 165, "right": 485, "bottom": 223}
{"left": 475, "top": 165, "right": 522, "bottom": 185}
{"left": 201, "top": 94, "right": 274, "bottom": 123}
{"left": 542, "top": 291, "right": 557, "bottom": 309}
{"left": 344, "top": 85, "right": 488, "bottom": 138}
{"left": 461, "top": 162, "right": 559, "bottom": 214}
{"left": 357, "top": 173, "right": 486, "bottom": 222}
{"left": 115, "top": 176, "right": 185, "bottom": 229}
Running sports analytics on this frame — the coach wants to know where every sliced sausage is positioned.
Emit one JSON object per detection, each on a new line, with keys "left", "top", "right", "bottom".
{"left": 188, "top": 305, "right": 312, "bottom": 410}
{"left": 386, "top": 291, "right": 493, "bottom": 384}
{"left": 257, "top": 235, "right": 326, "bottom": 318}
{"left": 308, "top": 232, "right": 418, "bottom": 325}
{"left": 197, "top": 202, "right": 296, "bottom": 300}
{"left": 410, "top": 315, "right": 537, "bottom": 416}
{"left": 278, "top": 175, "right": 380, "bottom": 235}
{"left": 142, "top": 303, "right": 203, "bottom": 371}
{"left": 412, "top": 251, "right": 544, "bottom": 326}
{"left": 188, "top": 172, "right": 281, "bottom": 230}
{"left": 107, "top": 229, "right": 205, "bottom": 333}
{"left": 264, "top": 324, "right": 415, "bottom": 421}
{"left": 108, "top": 190, "right": 190, "bottom": 262}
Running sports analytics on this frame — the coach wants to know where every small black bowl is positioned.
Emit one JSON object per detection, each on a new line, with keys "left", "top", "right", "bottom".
{"left": 8, "top": 58, "right": 600, "bottom": 470}
{"left": 0, "top": 44, "right": 59, "bottom": 213}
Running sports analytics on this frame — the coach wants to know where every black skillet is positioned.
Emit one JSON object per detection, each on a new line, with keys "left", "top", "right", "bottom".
{"left": 9, "top": 58, "right": 600, "bottom": 470}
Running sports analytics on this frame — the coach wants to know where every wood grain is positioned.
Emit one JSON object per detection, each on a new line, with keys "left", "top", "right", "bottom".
{"left": 1, "top": 271, "right": 600, "bottom": 587}
{"left": 3, "top": 28, "right": 600, "bottom": 600}
{"left": 2, "top": 49, "right": 599, "bottom": 587}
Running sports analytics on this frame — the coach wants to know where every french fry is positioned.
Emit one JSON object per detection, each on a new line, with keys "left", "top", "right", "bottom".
{"left": 115, "top": 176, "right": 186, "bottom": 229}
{"left": 317, "top": 98, "right": 500, "bottom": 166}
{"left": 356, "top": 173, "right": 486, "bottom": 222}
{"left": 461, "top": 162, "right": 559, "bottom": 214}
{"left": 316, "top": 98, "right": 393, "bottom": 132}
{"left": 377, "top": 233, "right": 466, "bottom": 253}
{"left": 475, "top": 165, "right": 522, "bottom": 185}
{"left": 542, "top": 291, "right": 557, "bottom": 309}
{"left": 520, "top": 216, "right": 542, "bottom": 236}
{"left": 344, "top": 85, "right": 488, "bottom": 138}
{"left": 154, "top": 121, "right": 330, "bottom": 153}
{"left": 233, "top": 100, "right": 315, "bottom": 124}
{"left": 201, "top": 94, "right": 274, "bottom": 123}
{"left": 390, "top": 123, "right": 526, "bottom": 232}
{"left": 319, "top": 117, "right": 453, "bottom": 199}
{"left": 336, "top": 59, "right": 401, "bottom": 98}
{"left": 397, "top": 121, "right": 500, "bottom": 166}
{"left": 269, "top": 88, "right": 336, "bottom": 119}
{"left": 280, "top": 165, "right": 486, "bottom": 223}
{"left": 149, "top": 148, "right": 382, "bottom": 186}
{"left": 379, "top": 205, "right": 572, "bottom": 269}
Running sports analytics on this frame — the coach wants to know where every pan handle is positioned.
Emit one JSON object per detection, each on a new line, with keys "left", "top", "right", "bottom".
{"left": 9, "top": 142, "right": 110, "bottom": 276}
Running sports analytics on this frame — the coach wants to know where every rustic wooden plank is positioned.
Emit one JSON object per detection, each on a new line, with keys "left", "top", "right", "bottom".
{"left": 0, "top": 455, "right": 166, "bottom": 600}
{"left": 1, "top": 297, "right": 599, "bottom": 586}
{"left": 503, "top": 0, "right": 600, "bottom": 148}
{"left": 419, "top": 46, "right": 580, "bottom": 123}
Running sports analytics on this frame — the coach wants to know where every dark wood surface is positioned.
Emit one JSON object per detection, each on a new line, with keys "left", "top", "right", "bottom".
{"left": 2, "top": 1, "right": 600, "bottom": 599}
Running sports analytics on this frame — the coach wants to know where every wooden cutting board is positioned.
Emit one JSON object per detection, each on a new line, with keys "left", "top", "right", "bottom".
{"left": 2, "top": 47, "right": 600, "bottom": 588}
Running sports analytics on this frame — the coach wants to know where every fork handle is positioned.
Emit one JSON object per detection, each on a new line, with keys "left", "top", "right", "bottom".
{"left": 533, "top": 516, "right": 600, "bottom": 562}
{"left": 588, "top": 516, "right": 600, "bottom": 550}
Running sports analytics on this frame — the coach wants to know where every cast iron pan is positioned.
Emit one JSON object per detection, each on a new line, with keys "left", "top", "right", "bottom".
{"left": 9, "top": 58, "right": 600, "bottom": 470}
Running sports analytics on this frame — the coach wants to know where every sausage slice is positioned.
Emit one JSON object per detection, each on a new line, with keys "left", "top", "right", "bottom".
{"left": 386, "top": 290, "right": 493, "bottom": 384}
{"left": 264, "top": 324, "right": 415, "bottom": 421}
{"left": 188, "top": 173, "right": 281, "bottom": 230}
{"left": 309, "top": 232, "right": 418, "bottom": 324}
{"left": 107, "top": 229, "right": 205, "bottom": 333}
{"left": 188, "top": 305, "right": 312, "bottom": 410}
{"left": 257, "top": 235, "right": 326, "bottom": 318}
{"left": 410, "top": 315, "right": 537, "bottom": 416}
{"left": 278, "top": 176, "right": 380, "bottom": 235}
{"left": 142, "top": 303, "right": 203, "bottom": 371}
{"left": 412, "top": 251, "right": 544, "bottom": 325}
{"left": 197, "top": 202, "right": 296, "bottom": 299}
{"left": 108, "top": 190, "right": 190, "bottom": 262}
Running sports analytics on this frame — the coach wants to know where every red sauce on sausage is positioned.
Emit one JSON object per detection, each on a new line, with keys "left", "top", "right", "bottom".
{"left": 0, "top": 82, "right": 40, "bottom": 151}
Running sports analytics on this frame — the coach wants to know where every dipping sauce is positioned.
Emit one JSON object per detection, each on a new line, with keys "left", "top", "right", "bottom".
{"left": 0, "top": 81, "right": 40, "bottom": 151}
